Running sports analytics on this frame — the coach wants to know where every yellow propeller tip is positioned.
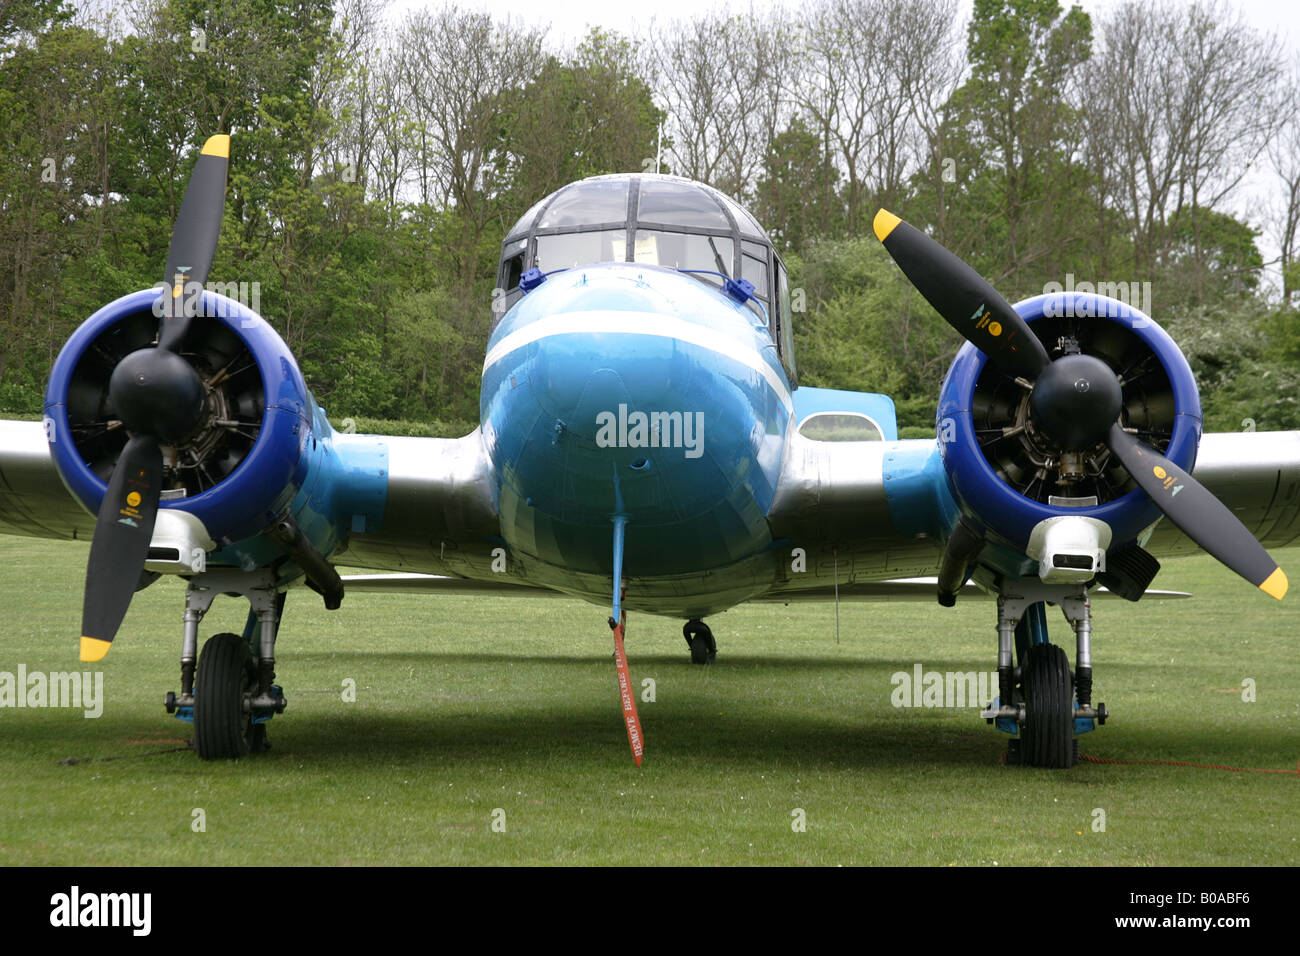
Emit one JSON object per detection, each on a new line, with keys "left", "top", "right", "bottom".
{"left": 1259, "top": 567, "right": 1288, "bottom": 601}
{"left": 201, "top": 134, "right": 230, "bottom": 158}
{"left": 80, "top": 636, "right": 112, "bottom": 663}
{"left": 873, "top": 209, "right": 902, "bottom": 242}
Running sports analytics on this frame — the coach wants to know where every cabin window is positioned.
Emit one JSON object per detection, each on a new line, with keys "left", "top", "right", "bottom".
{"left": 632, "top": 230, "right": 733, "bottom": 284}
{"left": 494, "top": 173, "right": 799, "bottom": 374}
{"left": 507, "top": 197, "right": 549, "bottom": 240}
{"left": 537, "top": 179, "right": 629, "bottom": 229}
{"left": 741, "top": 250, "right": 768, "bottom": 293}
{"left": 718, "top": 193, "right": 766, "bottom": 238}
{"left": 798, "top": 412, "right": 883, "bottom": 442}
{"left": 535, "top": 230, "right": 627, "bottom": 271}
{"left": 500, "top": 239, "right": 526, "bottom": 291}
{"left": 637, "top": 179, "right": 729, "bottom": 229}
{"left": 776, "top": 257, "right": 796, "bottom": 381}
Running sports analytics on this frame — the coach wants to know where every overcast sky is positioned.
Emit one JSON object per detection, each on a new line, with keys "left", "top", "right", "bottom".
{"left": 386, "top": 0, "right": 1300, "bottom": 52}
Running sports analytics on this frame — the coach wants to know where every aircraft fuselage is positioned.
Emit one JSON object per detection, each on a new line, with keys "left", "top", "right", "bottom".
{"left": 480, "top": 263, "right": 791, "bottom": 614}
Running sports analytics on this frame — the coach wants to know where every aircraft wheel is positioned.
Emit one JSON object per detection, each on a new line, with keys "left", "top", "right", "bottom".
{"left": 683, "top": 620, "right": 716, "bottom": 665}
{"left": 1020, "top": 643, "right": 1076, "bottom": 768}
{"left": 194, "top": 632, "right": 259, "bottom": 760}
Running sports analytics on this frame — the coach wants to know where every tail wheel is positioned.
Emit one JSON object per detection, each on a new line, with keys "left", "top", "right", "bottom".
{"left": 194, "top": 632, "right": 260, "bottom": 759}
{"left": 1020, "top": 643, "right": 1076, "bottom": 769}
{"left": 683, "top": 620, "right": 716, "bottom": 664}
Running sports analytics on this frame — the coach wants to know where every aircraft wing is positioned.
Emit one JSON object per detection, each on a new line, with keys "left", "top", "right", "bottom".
{"left": 5, "top": 416, "right": 1297, "bottom": 594}
{"left": 1141, "top": 431, "right": 1300, "bottom": 556}
{"left": 763, "top": 433, "right": 949, "bottom": 584}
{"left": 761, "top": 427, "right": 1300, "bottom": 601}
{"left": 0, "top": 418, "right": 510, "bottom": 579}
{"left": 330, "top": 430, "right": 503, "bottom": 578}
{"left": 0, "top": 420, "right": 94, "bottom": 540}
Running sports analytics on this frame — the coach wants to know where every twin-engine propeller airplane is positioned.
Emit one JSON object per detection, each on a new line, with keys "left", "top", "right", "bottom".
{"left": 1, "top": 135, "right": 1297, "bottom": 767}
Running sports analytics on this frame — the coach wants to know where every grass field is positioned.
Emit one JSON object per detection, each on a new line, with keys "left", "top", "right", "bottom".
{"left": 0, "top": 536, "right": 1296, "bottom": 866}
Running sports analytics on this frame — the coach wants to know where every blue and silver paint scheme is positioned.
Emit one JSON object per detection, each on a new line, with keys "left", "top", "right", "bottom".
{"left": 480, "top": 262, "right": 792, "bottom": 614}
{"left": 42, "top": 288, "right": 388, "bottom": 580}
{"left": 29, "top": 195, "right": 1263, "bottom": 628}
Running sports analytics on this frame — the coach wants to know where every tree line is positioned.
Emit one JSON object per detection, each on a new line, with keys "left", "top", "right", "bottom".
{"left": 1, "top": 0, "right": 1297, "bottom": 433}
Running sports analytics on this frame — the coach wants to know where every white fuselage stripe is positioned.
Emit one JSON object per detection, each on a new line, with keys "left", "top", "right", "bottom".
{"left": 482, "top": 311, "right": 794, "bottom": 412}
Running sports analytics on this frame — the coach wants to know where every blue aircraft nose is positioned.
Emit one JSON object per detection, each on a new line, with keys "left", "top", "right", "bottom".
{"left": 480, "top": 264, "right": 790, "bottom": 576}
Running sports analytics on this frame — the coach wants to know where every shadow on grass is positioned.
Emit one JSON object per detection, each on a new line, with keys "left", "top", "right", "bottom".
{"left": 233, "top": 708, "right": 1011, "bottom": 772}
{"left": 27, "top": 704, "right": 1004, "bottom": 772}
{"left": 259, "top": 706, "right": 1300, "bottom": 774}
{"left": 291, "top": 650, "right": 962, "bottom": 670}
{"left": 17, "top": 648, "right": 1297, "bottom": 777}
{"left": 28, "top": 706, "right": 1300, "bottom": 779}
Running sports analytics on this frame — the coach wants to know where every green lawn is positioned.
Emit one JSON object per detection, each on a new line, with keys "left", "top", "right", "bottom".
{"left": 0, "top": 536, "right": 1296, "bottom": 865}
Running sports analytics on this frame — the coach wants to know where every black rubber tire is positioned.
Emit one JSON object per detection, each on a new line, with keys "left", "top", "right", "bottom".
{"left": 1020, "top": 643, "right": 1076, "bottom": 769}
{"left": 683, "top": 620, "right": 716, "bottom": 665}
{"left": 194, "top": 633, "right": 258, "bottom": 760}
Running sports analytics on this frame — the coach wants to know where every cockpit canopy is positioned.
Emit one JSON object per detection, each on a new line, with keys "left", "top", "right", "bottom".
{"left": 495, "top": 174, "right": 796, "bottom": 380}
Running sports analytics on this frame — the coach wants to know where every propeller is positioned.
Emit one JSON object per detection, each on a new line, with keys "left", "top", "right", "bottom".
{"left": 873, "top": 208, "right": 1287, "bottom": 602}
{"left": 80, "top": 134, "right": 230, "bottom": 663}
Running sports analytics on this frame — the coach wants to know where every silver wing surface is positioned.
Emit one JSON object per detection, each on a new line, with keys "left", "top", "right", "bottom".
{"left": 4, "top": 420, "right": 1298, "bottom": 600}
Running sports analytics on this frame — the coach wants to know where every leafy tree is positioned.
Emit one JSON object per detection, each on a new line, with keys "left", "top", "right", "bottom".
{"left": 1158, "top": 206, "right": 1263, "bottom": 308}
{"left": 493, "top": 28, "right": 662, "bottom": 212}
{"left": 754, "top": 116, "right": 842, "bottom": 255}
{"left": 0, "top": 18, "right": 118, "bottom": 390}
{"left": 0, "top": 0, "right": 1293, "bottom": 437}
{"left": 793, "top": 236, "right": 963, "bottom": 427}
{"left": 938, "top": 0, "right": 1096, "bottom": 293}
{"left": 1164, "top": 300, "right": 1300, "bottom": 431}
{"left": 386, "top": 288, "right": 463, "bottom": 417}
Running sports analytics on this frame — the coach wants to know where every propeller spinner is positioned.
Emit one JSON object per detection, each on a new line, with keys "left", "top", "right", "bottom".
{"left": 872, "top": 208, "right": 1287, "bottom": 602}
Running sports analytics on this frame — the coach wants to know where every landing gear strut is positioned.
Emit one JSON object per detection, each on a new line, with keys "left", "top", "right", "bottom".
{"left": 683, "top": 619, "right": 716, "bottom": 664}
{"left": 163, "top": 568, "right": 288, "bottom": 759}
{"left": 980, "top": 579, "right": 1107, "bottom": 768}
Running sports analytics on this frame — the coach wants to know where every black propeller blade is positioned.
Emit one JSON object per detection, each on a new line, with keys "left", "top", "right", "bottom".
{"left": 1106, "top": 424, "right": 1287, "bottom": 600}
{"left": 873, "top": 208, "right": 1287, "bottom": 601}
{"left": 79, "top": 134, "right": 230, "bottom": 662}
{"left": 80, "top": 435, "right": 162, "bottom": 662}
{"left": 159, "top": 134, "right": 230, "bottom": 351}
{"left": 873, "top": 209, "right": 1050, "bottom": 379}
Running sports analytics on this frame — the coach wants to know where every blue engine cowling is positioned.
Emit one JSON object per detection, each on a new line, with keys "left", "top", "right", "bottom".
{"left": 936, "top": 291, "right": 1202, "bottom": 564}
{"left": 43, "top": 288, "right": 384, "bottom": 572}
